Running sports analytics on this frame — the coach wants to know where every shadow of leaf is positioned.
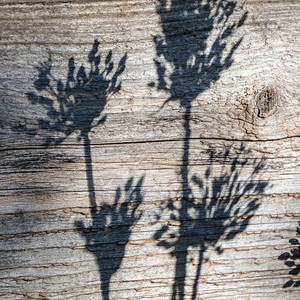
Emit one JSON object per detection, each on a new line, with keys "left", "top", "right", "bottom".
{"left": 279, "top": 221, "right": 300, "bottom": 289}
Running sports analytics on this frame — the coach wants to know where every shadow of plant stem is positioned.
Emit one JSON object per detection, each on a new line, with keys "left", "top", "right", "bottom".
{"left": 278, "top": 221, "right": 300, "bottom": 288}
{"left": 154, "top": 144, "right": 268, "bottom": 299}
{"left": 25, "top": 39, "right": 127, "bottom": 210}
{"left": 75, "top": 176, "right": 144, "bottom": 300}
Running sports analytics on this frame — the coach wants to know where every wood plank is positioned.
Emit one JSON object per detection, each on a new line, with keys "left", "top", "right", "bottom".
{"left": 0, "top": 0, "right": 299, "bottom": 299}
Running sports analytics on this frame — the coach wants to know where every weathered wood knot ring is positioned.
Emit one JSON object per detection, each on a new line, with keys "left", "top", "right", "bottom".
{"left": 255, "top": 86, "right": 278, "bottom": 118}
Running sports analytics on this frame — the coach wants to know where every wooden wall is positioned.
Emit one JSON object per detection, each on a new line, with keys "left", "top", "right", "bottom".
{"left": 1, "top": 0, "right": 299, "bottom": 299}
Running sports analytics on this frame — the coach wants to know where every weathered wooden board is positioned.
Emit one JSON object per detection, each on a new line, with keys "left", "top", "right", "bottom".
{"left": 0, "top": 0, "right": 299, "bottom": 299}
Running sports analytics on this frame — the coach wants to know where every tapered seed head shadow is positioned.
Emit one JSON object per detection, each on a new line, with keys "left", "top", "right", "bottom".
{"left": 150, "top": 0, "right": 247, "bottom": 107}
{"left": 75, "top": 176, "right": 145, "bottom": 300}
{"left": 278, "top": 221, "right": 300, "bottom": 288}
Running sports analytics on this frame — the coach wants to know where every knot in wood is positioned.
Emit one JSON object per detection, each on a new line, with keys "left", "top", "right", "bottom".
{"left": 256, "top": 86, "right": 278, "bottom": 118}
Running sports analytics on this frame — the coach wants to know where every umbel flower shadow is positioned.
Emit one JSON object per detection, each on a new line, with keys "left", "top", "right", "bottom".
{"left": 75, "top": 176, "right": 144, "bottom": 300}
{"left": 278, "top": 221, "right": 300, "bottom": 288}
{"left": 154, "top": 144, "right": 268, "bottom": 299}
{"left": 150, "top": 0, "right": 247, "bottom": 103}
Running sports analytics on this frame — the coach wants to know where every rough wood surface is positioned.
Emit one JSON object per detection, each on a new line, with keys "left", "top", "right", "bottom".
{"left": 0, "top": 0, "right": 299, "bottom": 299}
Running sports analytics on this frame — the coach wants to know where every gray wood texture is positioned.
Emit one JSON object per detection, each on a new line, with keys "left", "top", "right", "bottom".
{"left": 0, "top": 0, "right": 299, "bottom": 299}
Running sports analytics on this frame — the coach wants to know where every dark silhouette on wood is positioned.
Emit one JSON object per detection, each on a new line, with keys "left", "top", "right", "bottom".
{"left": 278, "top": 221, "right": 300, "bottom": 288}
{"left": 150, "top": 1, "right": 268, "bottom": 298}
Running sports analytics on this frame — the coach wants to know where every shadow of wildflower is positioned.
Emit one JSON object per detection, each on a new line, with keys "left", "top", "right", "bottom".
{"left": 22, "top": 39, "right": 127, "bottom": 210}
{"left": 154, "top": 143, "right": 268, "bottom": 299}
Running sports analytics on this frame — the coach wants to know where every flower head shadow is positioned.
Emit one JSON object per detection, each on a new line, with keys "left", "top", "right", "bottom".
{"left": 25, "top": 39, "right": 127, "bottom": 147}
{"left": 150, "top": 0, "right": 248, "bottom": 108}
{"left": 75, "top": 176, "right": 145, "bottom": 300}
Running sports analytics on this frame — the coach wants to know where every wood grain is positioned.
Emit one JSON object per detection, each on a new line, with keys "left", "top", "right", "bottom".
{"left": 0, "top": 0, "right": 299, "bottom": 299}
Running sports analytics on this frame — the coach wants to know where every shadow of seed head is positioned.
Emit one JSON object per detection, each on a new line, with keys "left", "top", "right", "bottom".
{"left": 255, "top": 86, "right": 278, "bottom": 118}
